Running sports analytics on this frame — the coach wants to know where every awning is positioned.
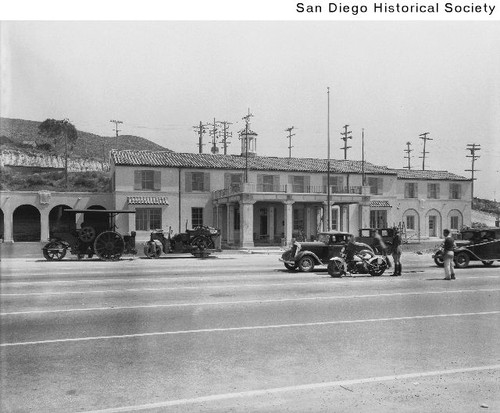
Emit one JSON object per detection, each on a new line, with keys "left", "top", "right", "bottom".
{"left": 370, "top": 200, "right": 392, "bottom": 208}
{"left": 127, "top": 196, "right": 169, "bottom": 205}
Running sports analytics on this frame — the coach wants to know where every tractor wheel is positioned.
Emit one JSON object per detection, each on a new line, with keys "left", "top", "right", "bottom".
{"left": 284, "top": 263, "right": 297, "bottom": 271}
{"left": 43, "top": 241, "right": 67, "bottom": 261}
{"left": 191, "top": 236, "right": 210, "bottom": 250}
{"left": 144, "top": 241, "right": 162, "bottom": 258}
{"left": 79, "top": 226, "right": 96, "bottom": 243}
{"left": 94, "top": 231, "right": 125, "bottom": 261}
{"left": 433, "top": 251, "right": 444, "bottom": 267}
{"left": 482, "top": 261, "right": 494, "bottom": 267}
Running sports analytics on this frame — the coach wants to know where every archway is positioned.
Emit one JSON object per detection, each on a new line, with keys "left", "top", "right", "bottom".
{"left": 13, "top": 205, "right": 41, "bottom": 242}
{"left": 403, "top": 208, "right": 420, "bottom": 238}
{"left": 447, "top": 209, "right": 463, "bottom": 232}
{"left": 49, "top": 205, "right": 74, "bottom": 235}
{"left": 425, "top": 208, "right": 442, "bottom": 238}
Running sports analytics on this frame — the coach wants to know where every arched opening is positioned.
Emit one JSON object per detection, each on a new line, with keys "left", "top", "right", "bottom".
{"left": 403, "top": 208, "right": 420, "bottom": 239}
{"left": 49, "top": 205, "right": 74, "bottom": 236}
{"left": 13, "top": 205, "right": 41, "bottom": 242}
{"left": 447, "top": 209, "right": 463, "bottom": 233}
{"left": 425, "top": 208, "right": 442, "bottom": 238}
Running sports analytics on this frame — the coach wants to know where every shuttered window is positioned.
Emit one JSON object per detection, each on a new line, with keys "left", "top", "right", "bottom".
{"left": 134, "top": 170, "right": 161, "bottom": 191}
{"left": 185, "top": 172, "right": 211, "bottom": 192}
{"left": 449, "top": 183, "right": 462, "bottom": 199}
{"left": 404, "top": 182, "right": 418, "bottom": 198}
{"left": 427, "top": 183, "right": 440, "bottom": 199}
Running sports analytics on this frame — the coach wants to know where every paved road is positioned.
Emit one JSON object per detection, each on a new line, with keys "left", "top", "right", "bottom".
{"left": 1, "top": 253, "right": 499, "bottom": 412}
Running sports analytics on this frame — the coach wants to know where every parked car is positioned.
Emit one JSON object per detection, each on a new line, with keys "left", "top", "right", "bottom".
{"left": 280, "top": 231, "right": 374, "bottom": 272}
{"left": 432, "top": 227, "right": 500, "bottom": 268}
{"left": 357, "top": 227, "right": 397, "bottom": 254}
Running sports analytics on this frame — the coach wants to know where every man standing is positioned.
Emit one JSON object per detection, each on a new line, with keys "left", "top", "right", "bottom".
{"left": 391, "top": 228, "right": 402, "bottom": 276}
{"left": 443, "top": 229, "right": 456, "bottom": 280}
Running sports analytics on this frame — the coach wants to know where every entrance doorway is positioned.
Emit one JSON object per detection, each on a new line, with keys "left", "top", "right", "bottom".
{"left": 429, "top": 215, "right": 437, "bottom": 237}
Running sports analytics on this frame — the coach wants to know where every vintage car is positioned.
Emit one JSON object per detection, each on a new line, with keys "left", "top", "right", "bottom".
{"left": 432, "top": 227, "right": 500, "bottom": 268}
{"left": 280, "top": 231, "right": 374, "bottom": 272}
{"left": 357, "top": 227, "right": 397, "bottom": 254}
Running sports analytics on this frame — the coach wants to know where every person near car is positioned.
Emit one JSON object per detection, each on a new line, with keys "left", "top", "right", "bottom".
{"left": 373, "top": 230, "right": 387, "bottom": 255}
{"left": 391, "top": 228, "right": 402, "bottom": 276}
{"left": 443, "top": 229, "right": 456, "bottom": 280}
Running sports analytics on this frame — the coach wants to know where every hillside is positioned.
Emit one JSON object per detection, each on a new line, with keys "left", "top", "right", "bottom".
{"left": 0, "top": 117, "right": 172, "bottom": 161}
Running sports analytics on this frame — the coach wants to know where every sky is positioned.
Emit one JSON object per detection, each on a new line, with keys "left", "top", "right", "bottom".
{"left": 1, "top": 7, "right": 500, "bottom": 200}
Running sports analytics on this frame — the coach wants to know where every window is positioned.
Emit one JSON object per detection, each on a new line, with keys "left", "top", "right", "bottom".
{"left": 450, "top": 216, "right": 459, "bottom": 230}
{"left": 192, "top": 207, "right": 203, "bottom": 227}
{"left": 449, "top": 183, "right": 462, "bottom": 199}
{"left": 323, "top": 176, "right": 344, "bottom": 192}
{"left": 258, "top": 174, "right": 279, "bottom": 192}
{"left": 404, "top": 182, "right": 418, "bottom": 198}
{"left": 134, "top": 170, "right": 161, "bottom": 191}
{"left": 427, "top": 183, "right": 440, "bottom": 199}
{"left": 136, "top": 208, "right": 162, "bottom": 230}
{"left": 370, "top": 210, "right": 387, "bottom": 228}
{"left": 185, "top": 172, "right": 210, "bottom": 192}
{"left": 368, "top": 177, "right": 383, "bottom": 195}
{"left": 406, "top": 215, "right": 415, "bottom": 230}
{"left": 289, "top": 175, "right": 310, "bottom": 193}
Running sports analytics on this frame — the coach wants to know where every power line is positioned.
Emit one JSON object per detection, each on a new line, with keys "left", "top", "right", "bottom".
{"left": 284, "top": 126, "right": 296, "bottom": 159}
{"left": 340, "top": 124, "right": 352, "bottom": 160}
{"left": 403, "top": 141, "right": 413, "bottom": 170}
{"left": 418, "top": 132, "right": 432, "bottom": 170}
{"left": 207, "top": 118, "right": 220, "bottom": 154}
{"left": 240, "top": 109, "right": 254, "bottom": 183}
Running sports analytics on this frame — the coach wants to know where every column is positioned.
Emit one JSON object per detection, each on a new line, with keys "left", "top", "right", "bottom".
{"left": 305, "top": 206, "right": 312, "bottom": 240}
{"left": 268, "top": 206, "right": 275, "bottom": 243}
{"left": 40, "top": 209, "right": 50, "bottom": 242}
{"left": 318, "top": 205, "right": 325, "bottom": 233}
{"left": 240, "top": 199, "right": 255, "bottom": 248}
{"left": 284, "top": 200, "right": 294, "bottom": 245}
{"left": 227, "top": 203, "right": 235, "bottom": 245}
{"left": 3, "top": 210, "right": 13, "bottom": 242}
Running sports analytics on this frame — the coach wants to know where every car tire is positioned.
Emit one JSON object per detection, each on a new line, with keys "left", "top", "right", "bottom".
{"left": 482, "top": 260, "right": 494, "bottom": 267}
{"left": 454, "top": 252, "right": 470, "bottom": 268}
{"left": 298, "top": 256, "right": 315, "bottom": 272}
{"left": 433, "top": 251, "right": 444, "bottom": 267}
{"left": 284, "top": 263, "right": 297, "bottom": 271}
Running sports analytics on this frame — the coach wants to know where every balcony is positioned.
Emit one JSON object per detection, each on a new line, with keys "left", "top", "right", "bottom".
{"left": 212, "top": 184, "right": 363, "bottom": 200}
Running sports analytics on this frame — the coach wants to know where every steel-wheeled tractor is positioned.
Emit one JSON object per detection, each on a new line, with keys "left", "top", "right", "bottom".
{"left": 42, "top": 209, "right": 137, "bottom": 261}
{"left": 144, "top": 226, "right": 221, "bottom": 258}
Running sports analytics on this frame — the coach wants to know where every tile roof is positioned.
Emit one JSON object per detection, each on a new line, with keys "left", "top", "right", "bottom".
{"left": 111, "top": 150, "right": 468, "bottom": 181}
{"left": 127, "top": 196, "right": 169, "bottom": 205}
{"left": 370, "top": 200, "right": 392, "bottom": 208}
{"left": 111, "top": 150, "right": 395, "bottom": 175}
{"left": 394, "top": 169, "right": 469, "bottom": 181}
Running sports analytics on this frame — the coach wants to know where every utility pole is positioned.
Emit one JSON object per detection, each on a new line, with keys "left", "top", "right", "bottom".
{"left": 419, "top": 132, "right": 432, "bottom": 170}
{"left": 465, "top": 143, "right": 481, "bottom": 209}
{"left": 193, "top": 121, "right": 208, "bottom": 154}
{"left": 340, "top": 124, "right": 352, "bottom": 160}
{"left": 110, "top": 119, "right": 123, "bottom": 150}
{"left": 403, "top": 141, "right": 413, "bottom": 170}
{"left": 285, "top": 126, "right": 295, "bottom": 158}
{"left": 207, "top": 118, "right": 220, "bottom": 154}
{"left": 241, "top": 109, "right": 253, "bottom": 183}
{"left": 219, "top": 121, "right": 233, "bottom": 155}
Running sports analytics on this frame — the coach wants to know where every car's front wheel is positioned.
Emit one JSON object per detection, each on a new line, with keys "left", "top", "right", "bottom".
{"left": 298, "top": 256, "right": 315, "bottom": 272}
{"left": 433, "top": 251, "right": 444, "bottom": 267}
{"left": 454, "top": 252, "right": 470, "bottom": 268}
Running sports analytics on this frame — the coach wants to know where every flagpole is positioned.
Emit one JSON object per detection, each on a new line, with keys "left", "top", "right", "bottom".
{"left": 327, "top": 87, "right": 331, "bottom": 231}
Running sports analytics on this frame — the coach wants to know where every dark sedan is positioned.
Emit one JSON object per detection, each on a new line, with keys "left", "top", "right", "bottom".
{"left": 280, "top": 231, "right": 373, "bottom": 272}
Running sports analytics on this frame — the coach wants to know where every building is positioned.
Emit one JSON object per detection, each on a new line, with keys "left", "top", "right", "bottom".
{"left": 0, "top": 141, "right": 472, "bottom": 245}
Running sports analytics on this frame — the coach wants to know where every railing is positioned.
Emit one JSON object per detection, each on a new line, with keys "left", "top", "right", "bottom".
{"left": 212, "top": 184, "right": 362, "bottom": 199}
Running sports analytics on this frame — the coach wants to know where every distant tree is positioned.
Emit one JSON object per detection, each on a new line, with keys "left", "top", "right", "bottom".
{"left": 38, "top": 118, "right": 78, "bottom": 187}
